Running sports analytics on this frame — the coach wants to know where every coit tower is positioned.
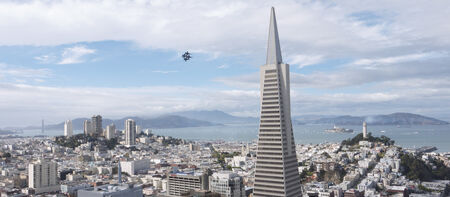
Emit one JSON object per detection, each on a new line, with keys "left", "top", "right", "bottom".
{"left": 253, "top": 7, "right": 302, "bottom": 197}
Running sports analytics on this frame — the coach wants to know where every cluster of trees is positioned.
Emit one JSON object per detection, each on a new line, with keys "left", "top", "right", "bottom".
{"left": 400, "top": 153, "right": 450, "bottom": 181}
{"left": 54, "top": 134, "right": 118, "bottom": 150}
{"left": 341, "top": 133, "right": 395, "bottom": 146}
{"left": 210, "top": 146, "right": 240, "bottom": 169}
{"left": 0, "top": 152, "right": 11, "bottom": 158}
{"left": 299, "top": 164, "right": 316, "bottom": 183}
{"left": 299, "top": 163, "right": 347, "bottom": 184}
{"left": 54, "top": 134, "right": 95, "bottom": 148}
{"left": 161, "top": 137, "right": 183, "bottom": 146}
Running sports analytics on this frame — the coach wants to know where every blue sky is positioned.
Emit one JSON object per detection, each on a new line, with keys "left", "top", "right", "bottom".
{"left": 1, "top": 0, "right": 450, "bottom": 126}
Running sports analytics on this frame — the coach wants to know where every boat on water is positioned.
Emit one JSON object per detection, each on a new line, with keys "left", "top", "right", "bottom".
{"left": 325, "top": 125, "right": 353, "bottom": 133}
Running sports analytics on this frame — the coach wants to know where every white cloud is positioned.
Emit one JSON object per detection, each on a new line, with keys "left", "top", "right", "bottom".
{"left": 352, "top": 51, "right": 447, "bottom": 68}
{"left": 0, "top": 63, "right": 51, "bottom": 83}
{"left": 288, "top": 54, "right": 323, "bottom": 68}
{"left": 217, "top": 64, "right": 229, "bottom": 69}
{"left": 152, "top": 70, "right": 179, "bottom": 74}
{"left": 0, "top": 83, "right": 259, "bottom": 126}
{"left": 214, "top": 73, "right": 259, "bottom": 89}
{"left": 58, "top": 45, "right": 96, "bottom": 64}
{"left": 3, "top": 80, "right": 450, "bottom": 127}
{"left": 0, "top": 0, "right": 449, "bottom": 59}
{"left": 1, "top": 1, "right": 450, "bottom": 123}
{"left": 34, "top": 54, "right": 56, "bottom": 64}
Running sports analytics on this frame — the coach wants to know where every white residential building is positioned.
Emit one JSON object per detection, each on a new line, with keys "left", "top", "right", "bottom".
{"left": 106, "top": 123, "right": 116, "bottom": 140}
{"left": 28, "top": 160, "right": 59, "bottom": 194}
{"left": 84, "top": 120, "right": 93, "bottom": 136}
{"left": 135, "top": 125, "right": 141, "bottom": 135}
{"left": 209, "top": 171, "right": 245, "bottom": 197}
{"left": 64, "top": 120, "right": 73, "bottom": 137}
{"left": 120, "top": 159, "right": 150, "bottom": 175}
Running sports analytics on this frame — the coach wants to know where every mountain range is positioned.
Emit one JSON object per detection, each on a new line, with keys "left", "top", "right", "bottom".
{"left": 23, "top": 115, "right": 219, "bottom": 130}
{"left": 16, "top": 111, "right": 449, "bottom": 131}
{"left": 170, "top": 110, "right": 258, "bottom": 124}
{"left": 302, "top": 113, "right": 448, "bottom": 125}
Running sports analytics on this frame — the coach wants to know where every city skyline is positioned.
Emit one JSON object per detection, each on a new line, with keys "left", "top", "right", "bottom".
{"left": 1, "top": 2, "right": 449, "bottom": 197}
{"left": 1, "top": 1, "right": 450, "bottom": 127}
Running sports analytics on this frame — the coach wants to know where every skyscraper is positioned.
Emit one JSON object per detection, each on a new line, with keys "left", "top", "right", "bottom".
{"left": 92, "top": 115, "right": 103, "bottom": 135}
{"left": 125, "top": 119, "right": 136, "bottom": 146}
{"left": 106, "top": 123, "right": 116, "bottom": 140}
{"left": 253, "top": 7, "right": 302, "bottom": 197}
{"left": 64, "top": 120, "right": 73, "bottom": 137}
{"left": 83, "top": 120, "right": 92, "bottom": 136}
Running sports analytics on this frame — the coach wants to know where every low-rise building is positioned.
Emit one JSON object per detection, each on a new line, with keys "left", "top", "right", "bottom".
{"left": 209, "top": 171, "right": 244, "bottom": 197}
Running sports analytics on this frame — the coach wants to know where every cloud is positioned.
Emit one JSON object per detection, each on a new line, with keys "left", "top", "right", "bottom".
{"left": 2, "top": 80, "right": 450, "bottom": 127}
{"left": 0, "top": 83, "right": 259, "bottom": 126}
{"left": 58, "top": 45, "right": 96, "bottom": 64}
{"left": 0, "top": 63, "right": 51, "bottom": 83}
{"left": 351, "top": 51, "right": 447, "bottom": 68}
{"left": 1, "top": 1, "right": 450, "bottom": 124}
{"left": 216, "top": 51, "right": 450, "bottom": 89}
{"left": 34, "top": 54, "right": 57, "bottom": 64}
{"left": 288, "top": 54, "right": 323, "bottom": 68}
{"left": 152, "top": 70, "right": 179, "bottom": 74}
{"left": 214, "top": 73, "right": 259, "bottom": 89}
{"left": 217, "top": 64, "right": 229, "bottom": 69}
{"left": 0, "top": 0, "right": 449, "bottom": 59}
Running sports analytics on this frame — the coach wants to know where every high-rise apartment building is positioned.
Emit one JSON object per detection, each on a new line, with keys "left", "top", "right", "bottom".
{"left": 135, "top": 125, "right": 141, "bottom": 135}
{"left": 125, "top": 119, "right": 136, "bottom": 146}
{"left": 253, "top": 7, "right": 302, "bottom": 197}
{"left": 28, "top": 160, "right": 59, "bottom": 194}
{"left": 91, "top": 115, "right": 103, "bottom": 135}
{"left": 64, "top": 120, "right": 73, "bottom": 137}
{"left": 83, "top": 120, "right": 93, "bottom": 136}
{"left": 209, "top": 171, "right": 245, "bottom": 197}
{"left": 106, "top": 123, "right": 116, "bottom": 140}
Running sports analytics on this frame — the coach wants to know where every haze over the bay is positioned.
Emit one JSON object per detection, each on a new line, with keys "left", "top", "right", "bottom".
{"left": 1, "top": 0, "right": 450, "bottom": 126}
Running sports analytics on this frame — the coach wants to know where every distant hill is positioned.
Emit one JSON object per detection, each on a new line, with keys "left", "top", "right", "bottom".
{"left": 19, "top": 111, "right": 448, "bottom": 131}
{"left": 24, "top": 115, "right": 219, "bottom": 130}
{"left": 0, "top": 129, "right": 15, "bottom": 135}
{"left": 312, "top": 113, "right": 448, "bottom": 125}
{"left": 171, "top": 110, "right": 258, "bottom": 124}
{"left": 293, "top": 115, "right": 338, "bottom": 125}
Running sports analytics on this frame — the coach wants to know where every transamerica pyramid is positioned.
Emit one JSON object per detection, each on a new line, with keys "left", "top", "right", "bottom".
{"left": 253, "top": 7, "right": 302, "bottom": 197}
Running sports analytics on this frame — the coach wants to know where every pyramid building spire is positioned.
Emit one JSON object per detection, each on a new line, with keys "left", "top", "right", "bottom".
{"left": 266, "top": 7, "right": 283, "bottom": 65}
{"left": 254, "top": 7, "right": 302, "bottom": 197}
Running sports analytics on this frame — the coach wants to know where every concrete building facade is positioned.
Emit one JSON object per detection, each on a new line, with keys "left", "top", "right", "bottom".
{"left": 209, "top": 171, "right": 244, "bottom": 197}
{"left": 92, "top": 115, "right": 103, "bottom": 135}
{"left": 28, "top": 160, "right": 59, "bottom": 194}
{"left": 77, "top": 183, "right": 143, "bottom": 197}
{"left": 84, "top": 120, "right": 93, "bottom": 136}
{"left": 167, "top": 172, "right": 209, "bottom": 196}
{"left": 106, "top": 123, "right": 116, "bottom": 140}
{"left": 64, "top": 120, "right": 73, "bottom": 137}
{"left": 125, "top": 119, "right": 136, "bottom": 146}
{"left": 120, "top": 159, "right": 150, "bottom": 176}
{"left": 253, "top": 7, "right": 302, "bottom": 197}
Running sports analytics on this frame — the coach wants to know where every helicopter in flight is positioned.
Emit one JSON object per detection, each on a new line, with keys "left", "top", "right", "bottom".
{"left": 182, "top": 51, "right": 192, "bottom": 61}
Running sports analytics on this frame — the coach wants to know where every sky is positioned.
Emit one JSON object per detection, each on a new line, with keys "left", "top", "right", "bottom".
{"left": 1, "top": 0, "right": 450, "bottom": 127}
